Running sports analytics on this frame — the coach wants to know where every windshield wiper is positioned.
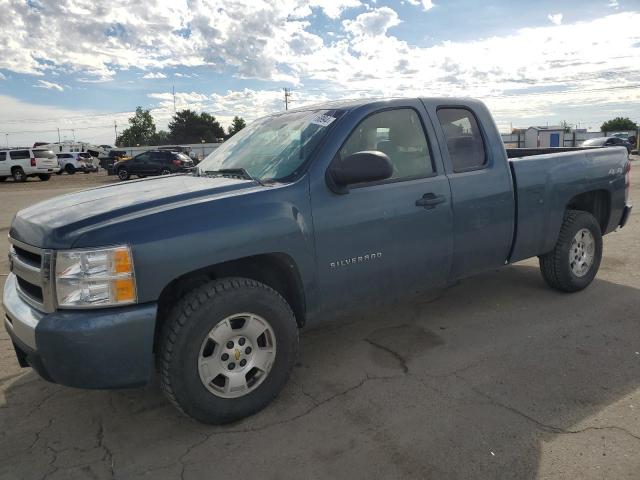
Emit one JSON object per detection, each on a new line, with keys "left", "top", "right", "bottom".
{"left": 202, "top": 168, "right": 263, "bottom": 186}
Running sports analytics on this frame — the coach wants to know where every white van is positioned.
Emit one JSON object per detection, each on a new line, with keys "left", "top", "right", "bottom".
{"left": 0, "top": 148, "right": 59, "bottom": 182}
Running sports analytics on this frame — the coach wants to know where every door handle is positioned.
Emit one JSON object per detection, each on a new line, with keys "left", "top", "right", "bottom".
{"left": 416, "top": 193, "right": 446, "bottom": 209}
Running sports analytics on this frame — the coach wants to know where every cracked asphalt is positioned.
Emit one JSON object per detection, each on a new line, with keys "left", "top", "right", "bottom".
{"left": 1, "top": 167, "right": 639, "bottom": 479}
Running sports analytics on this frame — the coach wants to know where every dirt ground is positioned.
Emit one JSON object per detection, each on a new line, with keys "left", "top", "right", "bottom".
{"left": 0, "top": 164, "right": 639, "bottom": 479}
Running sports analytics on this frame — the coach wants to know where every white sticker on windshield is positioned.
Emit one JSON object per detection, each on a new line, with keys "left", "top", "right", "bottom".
{"left": 310, "top": 113, "right": 336, "bottom": 127}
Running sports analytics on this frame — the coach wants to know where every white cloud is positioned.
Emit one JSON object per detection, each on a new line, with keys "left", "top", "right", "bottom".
{"left": 142, "top": 72, "right": 167, "bottom": 79}
{"left": 309, "top": 0, "right": 362, "bottom": 19}
{"left": 406, "top": 0, "right": 435, "bottom": 11}
{"left": 547, "top": 13, "right": 563, "bottom": 25}
{"left": 33, "top": 80, "right": 64, "bottom": 91}
{"left": 0, "top": 72, "right": 5, "bottom": 80}
{"left": 1, "top": 3, "right": 640, "bottom": 140}
{"left": 608, "top": 0, "right": 619, "bottom": 7}
{"left": 343, "top": 7, "right": 401, "bottom": 37}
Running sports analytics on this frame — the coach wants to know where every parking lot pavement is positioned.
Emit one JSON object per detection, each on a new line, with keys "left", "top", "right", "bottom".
{"left": 0, "top": 169, "right": 639, "bottom": 480}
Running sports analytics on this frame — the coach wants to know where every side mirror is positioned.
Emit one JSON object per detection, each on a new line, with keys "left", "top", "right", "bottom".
{"left": 326, "top": 151, "right": 393, "bottom": 194}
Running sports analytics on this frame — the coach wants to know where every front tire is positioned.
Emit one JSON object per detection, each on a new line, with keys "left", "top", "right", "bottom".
{"left": 117, "top": 168, "right": 130, "bottom": 181}
{"left": 159, "top": 278, "right": 298, "bottom": 424}
{"left": 65, "top": 164, "right": 76, "bottom": 174}
{"left": 38, "top": 174, "right": 51, "bottom": 181}
{"left": 539, "top": 210, "right": 602, "bottom": 292}
{"left": 160, "top": 168, "right": 172, "bottom": 175}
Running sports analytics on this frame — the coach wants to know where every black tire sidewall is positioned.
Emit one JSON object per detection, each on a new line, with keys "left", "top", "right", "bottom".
{"left": 165, "top": 282, "right": 298, "bottom": 423}
{"left": 12, "top": 169, "right": 25, "bottom": 182}
{"left": 556, "top": 212, "right": 603, "bottom": 291}
{"left": 118, "top": 168, "right": 129, "bottom": 180}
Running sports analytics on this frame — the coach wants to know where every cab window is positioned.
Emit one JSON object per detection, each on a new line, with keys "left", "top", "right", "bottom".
{"left": 339, "top": 108, "right": 433, "bottom": 181}
{"left": 436, "top": 108, "right": 487, "bottom": 172}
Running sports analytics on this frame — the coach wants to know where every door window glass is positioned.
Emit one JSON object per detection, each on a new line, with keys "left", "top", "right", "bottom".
{"left": 436, "top": 108, "right": 487, "bottom": 172}
{"left": 9, "top": 150, "right": 30, "bottom": 160}
{"left": 339, "top": 108, "right": 433, "bottom": 180}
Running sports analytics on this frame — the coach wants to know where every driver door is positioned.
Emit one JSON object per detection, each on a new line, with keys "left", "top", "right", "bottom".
{"left": 310, "top": 104, "right": 453, "bottom": 311}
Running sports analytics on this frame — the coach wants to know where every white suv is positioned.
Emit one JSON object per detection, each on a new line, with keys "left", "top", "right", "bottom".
{"left": 0, "top": 148, "right": 59, "bottom": 182}
{"left": 56, "top": 152, "right": 98, "bottom": 174}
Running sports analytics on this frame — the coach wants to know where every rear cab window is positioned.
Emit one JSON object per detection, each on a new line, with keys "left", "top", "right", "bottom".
{"left": 436, "top": 108, "right": 487, "bottom": 173}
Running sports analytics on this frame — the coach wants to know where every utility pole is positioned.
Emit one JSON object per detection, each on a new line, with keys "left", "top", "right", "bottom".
{"left": 57, "top": 128, "right": 61, "bottom": 143}
{"left": 172, "top": 85, "right": 177, "bottom": 114}
{"left": 114, "top": 121, "right": 118, "bottom": 144}
{"left": 5, "top": 134, "right": 8, "bottom": 148}
{"left": 283, "top": 88, "right": 292, "bottom": 110}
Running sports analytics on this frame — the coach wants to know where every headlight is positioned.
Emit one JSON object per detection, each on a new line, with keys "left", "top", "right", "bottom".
{"left": 55, "top": 245, "right": 136, "bottom": 308}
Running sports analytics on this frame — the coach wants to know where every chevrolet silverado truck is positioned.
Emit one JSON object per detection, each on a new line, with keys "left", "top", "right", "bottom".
{"left": 3, "top": 98, "right": 632, "bottom": 424}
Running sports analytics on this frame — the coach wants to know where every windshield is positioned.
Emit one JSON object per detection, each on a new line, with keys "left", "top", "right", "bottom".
{"left": 582, "top": 138, "right": 606, "bottom": 146}
{"left": 198, "top": 109, "right": 343, "bottom": 182}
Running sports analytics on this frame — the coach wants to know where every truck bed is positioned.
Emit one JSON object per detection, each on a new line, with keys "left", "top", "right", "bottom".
{"left": 505, "top": 147, "right": 596, "bottom": 158}
{"left": 507, "top": 147, "right": 629, "bottom": 263}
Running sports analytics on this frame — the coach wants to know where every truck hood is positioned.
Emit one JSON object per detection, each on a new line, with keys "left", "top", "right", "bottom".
{"left": 10, "top": 174, "right": 262, "bottom": 249}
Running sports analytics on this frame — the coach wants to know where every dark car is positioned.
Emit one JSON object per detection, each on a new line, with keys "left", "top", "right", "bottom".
{"left": 582, "top": 136, "right": 632, "bottom": 153}
{"left": 114, "top": 150, "right": 194, "bottom": 180}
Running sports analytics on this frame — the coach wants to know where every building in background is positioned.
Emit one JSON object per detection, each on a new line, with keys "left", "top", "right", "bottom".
{"left": 524, "top": 126, "right": 565, "bottom": 148}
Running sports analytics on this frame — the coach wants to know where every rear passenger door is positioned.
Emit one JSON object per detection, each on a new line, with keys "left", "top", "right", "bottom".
{"left": 148, "top": 152, "right": 167, "bottom": 174}
{"left": 8, "top": 150, "right": 30, "bottom": 170}
{"left": 427, "top": 104, "right": 514, "bottom": 279}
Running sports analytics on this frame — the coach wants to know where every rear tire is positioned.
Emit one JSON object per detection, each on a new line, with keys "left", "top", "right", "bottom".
{"left": 38, "top": 174, "right": 51, "bottom": 181}
{"left": 539, "top": 210, "right": 602, "bottom": 292}
{"left": 160, "top": 168, "right": 172, "bottom": 175}
{"left": 12, "top": 168, "right": 26, "bottom": 182}
{"left": 159, "top": 278, "right": 298, "bottom": 424}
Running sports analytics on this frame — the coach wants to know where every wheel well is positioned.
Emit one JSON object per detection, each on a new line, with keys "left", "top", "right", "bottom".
{"left": 566, "top": 190, "right": 611, "bottom": 233}
{"left": 11, "top": 166, "right": 23, "bottom": 172}
{"left": 154, "top": 253, "right": 306, "bottom": 351}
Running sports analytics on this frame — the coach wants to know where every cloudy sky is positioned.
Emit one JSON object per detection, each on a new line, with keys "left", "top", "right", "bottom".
{"left": 0, "top": 0, "right": 639, "bottom": 146}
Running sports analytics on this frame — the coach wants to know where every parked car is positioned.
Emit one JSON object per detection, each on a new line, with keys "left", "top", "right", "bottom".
{"left": 99, "top": 150, "right": 131, "bottom": 173}
{"left": 582, "top": 136, "right": 632, "bottom": 153}
{"left": 157, "top": 145, "right": 200, "bottom": 164}
{"left": 113, "top": 150, "right": 194, "bottom": 180}
{"left": 0, "top": 148, "right": 58, "bottom": 182}
{"left": 56, "top": 152, "right": 98, "bottom": 174}
{"left": 3, "top": 97, "right": 632, "bottom": 424}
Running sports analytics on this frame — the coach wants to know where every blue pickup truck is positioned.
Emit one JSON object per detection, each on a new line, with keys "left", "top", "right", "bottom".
{"left": 4, "top": 98, "right": 632, "bottom": 423}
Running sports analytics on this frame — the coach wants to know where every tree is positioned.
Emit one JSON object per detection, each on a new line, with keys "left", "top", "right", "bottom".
{"left": 227, "top": 116, "right": 247, "bottom": 138}
{"left": 560, "top": 120, "right": 572, "bottom": 133}
{"left": 149, "top": 130, "right": 170, "bottom": 145}
{"left": 601, "top": 117, "right": 637, "bottom": 133}
{"left": 116, "top": 107, "right": 157, "bottom": 146}
{"left": 168, "top": 110, "right": 226, "bottom": 144}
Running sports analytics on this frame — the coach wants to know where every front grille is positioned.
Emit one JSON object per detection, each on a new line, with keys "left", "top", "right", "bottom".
{"left": 13, "top": 245, "right": 41, "bottom": 266}
{"left": 9, "top": 237, "right": 55, "bottom": 313}
{"left": 16, "top": 277, "right": 43, "bottom": 302}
